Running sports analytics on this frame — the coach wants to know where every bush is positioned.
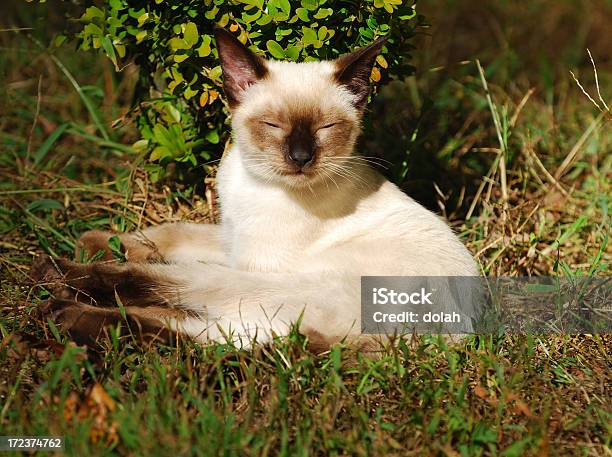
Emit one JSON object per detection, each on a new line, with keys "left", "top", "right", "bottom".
{"left": 67, "top": 0, "right": 425, "bottom": 181}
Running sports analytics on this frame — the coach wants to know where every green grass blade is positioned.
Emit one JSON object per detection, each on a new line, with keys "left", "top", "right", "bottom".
{"left": 33, "top": 123, "right": 69, "bottom": 166}
{"left": 47, "top": 53, "right": 110, "bottom": 142}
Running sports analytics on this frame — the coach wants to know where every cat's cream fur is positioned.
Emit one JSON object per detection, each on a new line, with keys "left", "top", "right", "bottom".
{"left": 34, "top": 28, "right": 478, "bottom": 348}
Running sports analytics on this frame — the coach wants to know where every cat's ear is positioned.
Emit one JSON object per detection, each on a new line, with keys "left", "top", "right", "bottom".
{"left": 214, "top": 27, "right": 268, "bottom": 107}
{"left": 333, "top": 36, "right": 388, "bottom": 109}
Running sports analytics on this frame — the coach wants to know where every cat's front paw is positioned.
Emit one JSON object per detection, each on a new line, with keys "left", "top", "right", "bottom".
{"left": 76, "top": 230, "right": 115, "bottom": 261}
{"left": 76, "top": 230, "right": 162, "bottom": 263}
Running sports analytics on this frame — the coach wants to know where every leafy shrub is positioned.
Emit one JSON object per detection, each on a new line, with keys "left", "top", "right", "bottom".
{"left": 68, "top": 0, "right": 424, "bottom": 180}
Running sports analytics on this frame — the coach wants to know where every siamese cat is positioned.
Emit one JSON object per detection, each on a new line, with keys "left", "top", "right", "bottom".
{"left": 31, "top": 28, "right": 478, "bottom": 348}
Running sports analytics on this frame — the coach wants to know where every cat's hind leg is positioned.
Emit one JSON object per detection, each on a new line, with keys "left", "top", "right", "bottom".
{"left": 39, "top": 298, "right": 177, "bottom": 346}
{"left": 30, "top": 255, "right": 185, "bottom": 345}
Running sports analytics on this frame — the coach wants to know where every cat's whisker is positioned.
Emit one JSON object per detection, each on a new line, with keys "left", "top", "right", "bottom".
{"left": 324, "top": 162, "right": 370, "bottom": 189}
{"left": 323, "top": 155, "right": 390, "bottom": 169}
{"left": 319, "top": 167, "right": 341, "bottom": 191}
{"left": 319, "top": 169, "right": 334, "bottom": 192}
{"left": 331, "top": 155, "right": 391, "bottom": 164}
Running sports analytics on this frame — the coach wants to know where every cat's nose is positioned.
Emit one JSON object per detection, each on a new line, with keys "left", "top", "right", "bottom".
{"left": 288, "top": 147, "right": 314, "bottom": 167}
{"left": 286, "top": 125, "right": 316, "bottom": 168}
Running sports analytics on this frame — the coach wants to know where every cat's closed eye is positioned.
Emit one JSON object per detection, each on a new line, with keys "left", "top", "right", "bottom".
{"left": 317, "top": 121, "right": 343, "bottom": 131}
{"left": 262, "top": 121, "right": 282, "bottom": 129}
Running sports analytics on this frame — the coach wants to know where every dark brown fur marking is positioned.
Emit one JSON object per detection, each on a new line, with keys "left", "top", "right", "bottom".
{"left": 41, "top": 298, "right": 177, "bottom": 346}
{"left": 303, "top": 328, "right": 333, "bottom": 354}
{"left": 32, "top": 255, "right": 187, "bottom": 345}
{"left": 214, "top": 27, "right": 268, "bottom": 107}
{"left": 245, "top": 105, "right": 356, "bottom": 175}
{"left": 32, "top": 256, "right": 175, "bottom": 308}
{"left": 334, "top": 35, "right": 388, "bottom": 109}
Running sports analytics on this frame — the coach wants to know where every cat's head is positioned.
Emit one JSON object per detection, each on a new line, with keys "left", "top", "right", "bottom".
{"left": 214, "top": 27, "right": 386, "bottom": 188}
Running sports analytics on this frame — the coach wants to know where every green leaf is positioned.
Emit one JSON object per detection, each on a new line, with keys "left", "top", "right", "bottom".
{"left": 100, "top": 35, "right": 118, "bottom": 69}
{"left": 256, "top": 14, "right": 273, "bottom": 26}
{"left": 301, "top": 0, "right": 318, "bottom": 11}
{"left": 399, "top": 7, "right": 416, "bottom": 20}
{"left": 359, "top": 27, "right": 374, "bottom": 39}
{"left": 196, "top": 35, "right": 212, "bottom": 57}
{"left": 205, "top": 129, "right": 220, "bottom": 144}
{"left": 164, "top": 103, "right": 182, "bottom": 123}
{"left": 114, "top": 43, "right": 126, "bottom": 58}
{"left": 150, "top": 145, "right": 171, "bottom": 161}
{"left": 183, "top": 22, "right": 199, "bottom": 47}
{"left": 218, "top": 13, "right": 230, "bottom": 28}
{"left": 313, "top": 7, "right": 332, "bottom": 19}
{"left": 301, "top": 26, "right": 318, "bottom": 46}
{"left": 266, "top": 40, "right": 286, "bottom": 59}
{"left": 285, "top": 45, "right": 301, "bottom": 60}
{"left": 53, "top": 34, "right": 67, "bottom": 47}
{"left": 82, "top": 23, "right": 103, "bottom": 37}
{"left": 242, "top": 10, "right": 262, "bottom": 23}
{"left": 128, "top": 7, "right": 146, "bottom": 19}
{"left": 108, "top": 235, "right": 127, "bottom": 263}
{"left": 317, "top": 25, "right": 328, "bottom": 40}
{"left": 295, "top": 7, "right": 309, "bottom": 21}
{"left": 153, "top": 124, "right": 174, "bottom": 148}
{"left": 81, "top": 6, "right": 105, "bottom": 22}
{"left": 278, "top": 0, "right": 291, "bottom": 15}
{"left": 132, "top": 139, "right": 149, "bottom": 151}
{"left": 107, "top": 235, "right": 122, "bottom": 252}
{"left": 137, "top": 12, "right": 149, "bottom": 26}
{"left": 272, "top": 12, "right": 290, "bottom": 21}
{"left": 204, "top": 5, "right": 219, "bottom": 19}
{"left": 184, "top": 87, "right": 198, "bottom": 99}
{"left": 168, "top": 37, "right": 189, "bottom": 50}
{"left": 27, "top": 199, "right": 65, "bottom": 213}
{"left": 208, "top": 65, "right": 223, "bottom": 81}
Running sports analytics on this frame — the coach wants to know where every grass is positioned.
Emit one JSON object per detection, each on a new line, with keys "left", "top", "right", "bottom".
{"left": 1, "top": 0, "right": 611, "bottom": 455}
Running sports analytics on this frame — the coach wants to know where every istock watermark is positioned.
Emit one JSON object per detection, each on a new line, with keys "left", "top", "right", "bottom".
{"left": 372, "top": 287, "right": 434, "bottom": 305}
{"left": 361, "top": 276, "right": 611, "bottom": 334}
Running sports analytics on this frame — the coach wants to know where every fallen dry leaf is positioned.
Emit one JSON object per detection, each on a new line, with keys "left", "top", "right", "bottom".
{"left": 89, "top": 383, "right": 116, "bottom": 412}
